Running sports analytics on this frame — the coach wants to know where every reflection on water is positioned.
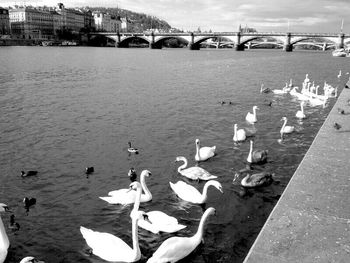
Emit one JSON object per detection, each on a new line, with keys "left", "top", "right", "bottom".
{"left": 0, "top": 47, "right": 347, "bottom": 263}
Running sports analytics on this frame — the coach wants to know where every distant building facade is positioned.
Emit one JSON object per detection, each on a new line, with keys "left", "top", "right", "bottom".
{"left": 9, "top": 6, "right": 54, "bottom": 39}
{"left": 0, "top": 7, "right": 10, "bottom": 35}
{"left": 93, "top": 11, "right": 121, "bottom": 32}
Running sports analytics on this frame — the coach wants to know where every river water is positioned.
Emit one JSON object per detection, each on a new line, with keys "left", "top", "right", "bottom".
{"left": 0, "top": 46, "right": 348, "bottom": 263}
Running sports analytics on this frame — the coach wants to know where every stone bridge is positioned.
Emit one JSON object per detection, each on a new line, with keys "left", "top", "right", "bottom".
{"left": 89, "top": 32, "right": 350, "bottom": 51}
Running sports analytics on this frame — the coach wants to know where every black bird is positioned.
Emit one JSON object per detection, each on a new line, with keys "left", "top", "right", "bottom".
{"left": 128, "top": 168, "right": 137, "bottom": 182}
{"left": 21, "top": 171, "right": 38, "bottom": 177}
{"left": 267, "top": 101, "right": 273, "bottom": 107}
{"left": 8, "top": 214, "right": 20, "bottom": 231}
{"left": 219, "top": 101, "right": 226, "bottom": 105}
{"left": 23, "top": 197, "right": 36, "bottom": 210}
{"left": 127, "top": 142, "right": 139, "bottom": 154}
{"left": 85, "top": 167, "right": 94, "bottom": 175}
{"left": 333, "top": 122, "right": 342, "bottom": 130}
{"left": 338, "top": 108, "right": 345, "bottom": 114}
{"left": 345, "top": 84, "right": 349, "bottom": 89}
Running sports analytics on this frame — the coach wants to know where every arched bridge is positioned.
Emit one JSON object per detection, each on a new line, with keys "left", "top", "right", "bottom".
{"left": 89, "top": 32, "right": 350, "bottom": 51}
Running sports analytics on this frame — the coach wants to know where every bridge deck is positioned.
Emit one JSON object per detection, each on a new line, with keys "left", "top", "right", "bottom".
{"left": 243, "top": 88, "right": 350, "bottom": 263}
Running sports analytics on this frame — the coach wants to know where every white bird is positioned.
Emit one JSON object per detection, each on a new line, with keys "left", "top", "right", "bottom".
{"left": 80, "top": 210, "right": 150, "bottom": 262}
{"left": 194, "top": 139, "right": 216, "bottom": 162}
{"left": 245, "top": 106, "right": 259, "bottom": 123}
{"left": 130, "top": 182, "right": 186, "bottom": 234}
{"left": 272, "top": 83, "right": 289, "bottom": 94}
{"left": 337, "top": 70, "right": 342, "bottom": 79}
{"left": 169, "top": 180, "right": 223, "bottom": 204}
{"left": 233, "top": 123, "right": 246, "bottom": 142}
{"left": 19, "top": 257, "right": 45, "bottom": 263}
{"left": 280, "top": 117, "right": 295, "bottom": 137}
{"left": 147, "top": 207, "right": 216, "bottom": 263}
{"left": 175, "top": 156, "right": 217, "bottom": 181}
{"left": 99, "top": 170, "right": 152, "bottom": 205}
{"left": 246, "top": 140, "right": 268, "bottom": 164}
{"left": 0, "top": 203, "right": 10, "bottom": 263}
{"left": 260, "top": 83, "right": 271, "bottom": 93}
{"left": 296, "top": 102, "right": 306, "bottom": 119}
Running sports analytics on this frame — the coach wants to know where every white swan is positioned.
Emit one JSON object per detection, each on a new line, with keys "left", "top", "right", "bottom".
{"left": 20, "top": 257, "right": 45, "bottom": 263}
{"left": 233, "top": 123, "right": 246, "bottom": 142}
{"left": 246, "top": 140, "right": 268, "bottom": 164}
{"left": 80, "top": 210, "right": 149, "bottom": 262}
{"left": 99, "top": 170, "right": 152, "bottom": 205}
{"left": 0, "top": 203, "right": 10, "bottom": 263}
{"left": 296, "top": 102, "right": 306, "bottom": 119}
{"left": 175, "top": 156, "right": 217, "bottom": 181}
{"left": 245, "top": 106, "right": 259, "bottom": 123}
{"left": 272, "top": 83, "right": 289, "bottom": 94}
{"left": 169, "top": 180, "right": 223, "bottom": 204}
{"left": 194, "top": 139, "right": 216, "bottom": 162}
{"left": 147, "top": 207, "right": 216, "bottom": 263}
{"left": 260, "top": 83, "right": 271, "bottom": 93}
{"left": 290, "top": 87, "right": 309, "bottom": 101}
{"left": 130, "top": 182, "right": 186, "bottom": 234}
{"left": 280, "top": 117, "right": 295, "bottom": 136}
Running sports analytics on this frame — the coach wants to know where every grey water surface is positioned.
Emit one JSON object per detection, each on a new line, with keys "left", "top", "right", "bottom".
{"left": 0, "top": 46, "right": 348, "bottom": 262}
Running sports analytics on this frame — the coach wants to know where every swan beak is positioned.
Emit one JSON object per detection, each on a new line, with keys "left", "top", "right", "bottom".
{"left": 4, "top": 206, "right": 11, "bottom": 213}
{"left": 219, "top": 187, "right": 223, "bottom": 194}
{"left": 143, "top": 214, "right": 152, "bottom": 224}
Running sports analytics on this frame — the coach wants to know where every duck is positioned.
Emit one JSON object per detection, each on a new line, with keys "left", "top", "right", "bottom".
{"left": 128, "top": 168, "right": 138, "bottom": 182}
{"left": 296, "top": 102, "right": 306, "bottom": 119}
{"left": 233, "top": 123, "right": 246, "bottom": 142}
{"left": 127, "top": 142, "right": 139, "bottom": 154}
{"left": 20, "top": 171, "right": 38, "bottom": 177}
{"left": 260, "top": 83, "right": 271, "bottom": 94}
{"left": 80, "top": 210, "right": 150, "bottom": 262}
{"left": 8, "top": 215, "right": 20, "bottom": 231}
{"left": 194, "top": 139, "right": 216, "bottom": 162}
{"left": 0, "top": 203, "right": 10, "bottom": 263}
{"left": 233, "top": 172, "right": 274, "bottom": 188}
{"left": 99, "top": 170, "right": 152, "bottom": 205}
{"left": 169, "top": 180, "right": 223, "bottom": 204}
{"left": 23, "top": 197, "right": 36, "bottom": 210}
{"left": 338, "top": 108, "right": 345, "bottom": 115}
{"left": 175, "top": 156, "right": 217, "bottom": 181}
{"left": 280, "top": 117, "right": 295, "bottom": 137}
{"left": 147, "top": 207, "right": 216, "bottom": 263}
{"left": 246, "top": 140, "right": 268, "bottom": 164}
{"left": 19, "top": 257, "right": 45, "bottom": 263}
{"left": 333, "top": 122, "right": 342, "bottom": 130}
{"left": 85, "top": 167, "right": 94, "bottom": 175}
{"left": 130, "top": 181, "right": 186, "bottom": 234}
{"left": 245, "top": 106, "right": 259, "bottom": 123}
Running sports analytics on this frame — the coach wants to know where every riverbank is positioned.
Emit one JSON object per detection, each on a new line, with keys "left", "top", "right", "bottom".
{"left": 243, "top": 87, "right": 350, "bottom": 262}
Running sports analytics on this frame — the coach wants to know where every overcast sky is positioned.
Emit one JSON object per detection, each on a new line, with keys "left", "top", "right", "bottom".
{"left": 1, "top": 0, "right": 349, "bottom": 32}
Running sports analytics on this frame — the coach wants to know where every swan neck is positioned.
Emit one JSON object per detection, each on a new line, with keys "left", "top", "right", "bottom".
{"left": 131, "top": 216, "right": 141, "bottom": 260}
{"left": 281, "top": 119, "right": 287, "bottom": 133}
{"left": 194, "top": 209, "right": 212, "bottom": 241}
{"left": 0, "top": 215, "right": 9, "bottom": 251}
{"left": 195, "top": 142, "right": 200, "bottom": 159}
{"left": 177, "top": 158, "right": 187, "bottom": 172}
{"left": 201, "top": 182, "right": 213, "bottom": 203}
{"left": 253, "top": 107, "right": 256, "bottom": 117}
{"left": 140, "top": 173, "right": 152, "bottom": 199}
{"left": 133, "top": 185, "right": 142, "bottom": 212}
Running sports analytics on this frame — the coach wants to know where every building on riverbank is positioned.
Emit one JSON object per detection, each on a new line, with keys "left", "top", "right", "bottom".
{"left": 0, "top": 7, "right": 11, "bottom": 35}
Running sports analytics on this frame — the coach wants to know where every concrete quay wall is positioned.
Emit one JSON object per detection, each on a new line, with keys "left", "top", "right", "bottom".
{"left": 243, "top": 87, "right": 350, "bottom": 263}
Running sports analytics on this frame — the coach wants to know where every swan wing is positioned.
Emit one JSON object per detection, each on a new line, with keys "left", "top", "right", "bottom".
{"left": 99, "top": 191, "right": 136, "bottom": 205}
{"left": 80, "top": 226, "right": 134, "bottom": 262}
{"left": 199, "top": 146, "right": 216, "bottom": 159}
{"left": 137, "top": 211, "right": 185, "bottom": 234}
{"left": 170, "top": 181, "right": 202, "bottom": 203}
{"left": 180, "top": 167, "right": 216, "bottom": 180}
{"left": 147, "top": 236, "right": 196, "bottom": 263}
{"left": 108, "top": 188, "right": 129, "bottom": 196}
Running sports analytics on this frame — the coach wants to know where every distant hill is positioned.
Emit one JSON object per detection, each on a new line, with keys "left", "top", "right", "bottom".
{"left": 87, "top": 7, "right": 174, "bottom": 32}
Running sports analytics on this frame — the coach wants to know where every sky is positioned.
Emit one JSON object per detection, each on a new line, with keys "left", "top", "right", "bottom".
{"left": 1, "top": 0, "right": 349, "bottom": 33}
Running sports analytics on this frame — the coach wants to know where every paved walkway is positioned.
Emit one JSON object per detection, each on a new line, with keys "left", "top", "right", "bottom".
{"left": 243, "top": 87, "right": 350, "bottom": 263}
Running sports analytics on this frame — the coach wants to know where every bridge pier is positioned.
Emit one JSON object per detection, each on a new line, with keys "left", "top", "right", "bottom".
{"left": 283, "top": 44, "right": 293, "bottom": 52}
{"left": 188, "top": 43, "right": 200, "bottom": 50}
{"left": 235, "top": 43, "right": 245, "bottom": 51}
{"left": 336, "top": 33, "right": 345, "bottom": 49}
